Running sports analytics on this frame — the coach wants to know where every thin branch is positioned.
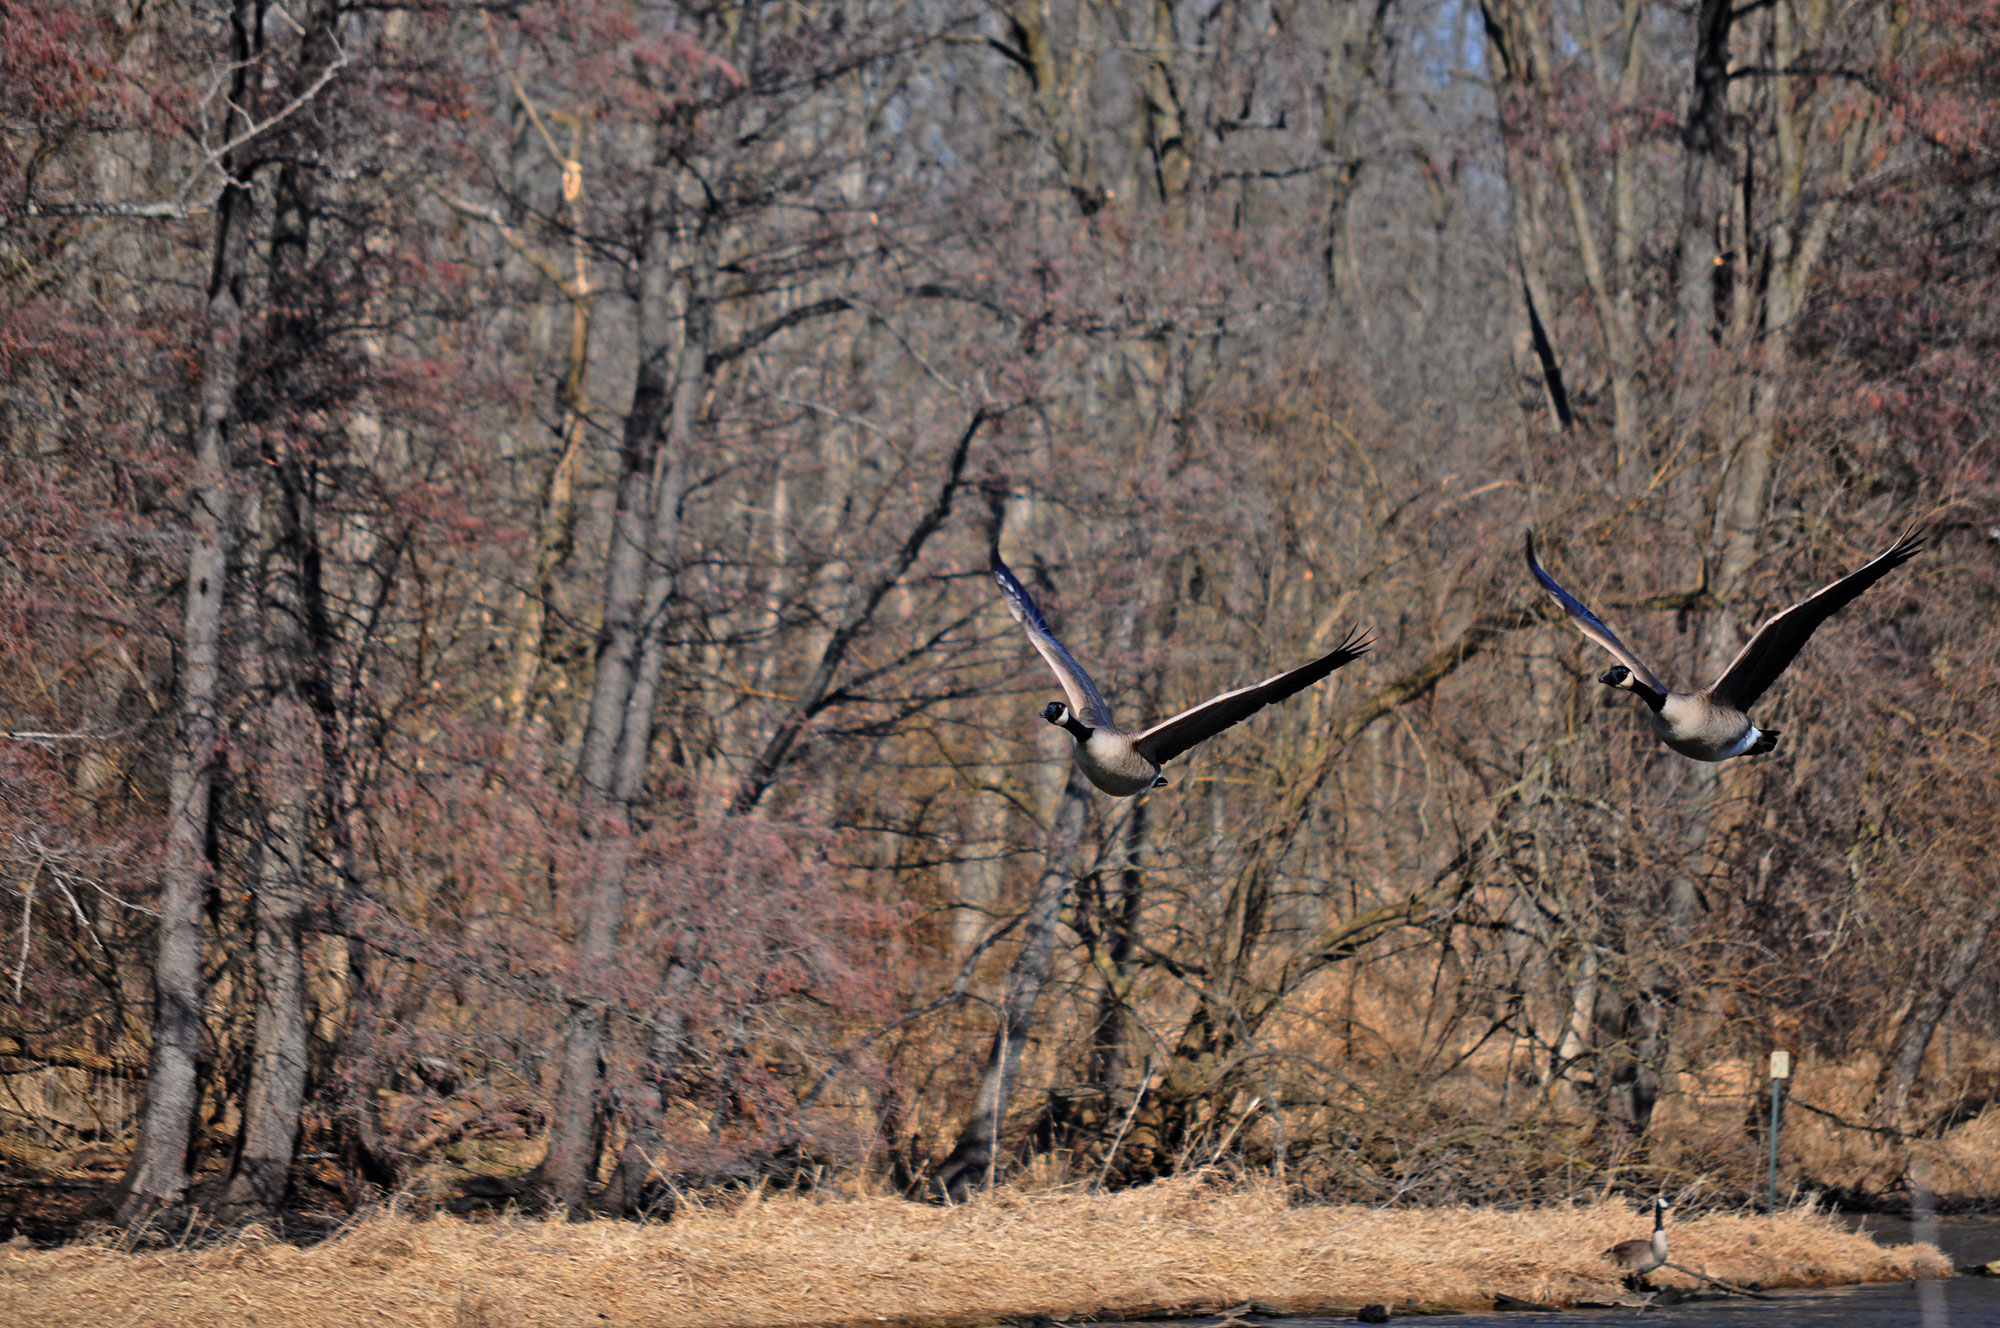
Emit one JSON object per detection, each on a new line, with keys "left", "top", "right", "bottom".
{"left": 6, "top": 199, "right": 214, "bottom": 227}
{"left": 200, "top": 41, "right": 349, "bottom": 182}
{"left": 705, "top": 297, "right": 855, "bottom": 370}
{"left": 730, "top": 408, "right": 991, "bottom": 813}
{"left": 10, "top": 33, "right": 349, "bottom": 229}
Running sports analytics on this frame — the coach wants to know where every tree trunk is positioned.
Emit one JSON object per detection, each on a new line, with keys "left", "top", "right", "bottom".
{"left": 570, "top": 282, "right": 713, "bottom": 1214}
{"left": 534, "top": 136, "right": 699, "bottom": 1212}
{"left": 933, "top": 768, "right": 1089, "bottom": 1199}
{"left": 595, "top": 958, "right": 693, "bottom": 1216}
{"left": 1315, "top": 0, "right": 1393, "bottom": 300}
{"left": 1667, "top": 0, "right": 1734, "bottom": 430}
{"left": 110, "top": 0, "right": 259, "bottom": 1221}
{"left": 219, "top": 781, "right": 310, "bottom": 1217}
{"left": 1086, "top": 798, "right": 1147, "bottom": 1091}
{"left": 216, "top": 0, "right": 351, "bottom": 1216}
{"left": 501, "top": 118, "right": 594, "bottom": 750}
{"left": 1552, "top": 946, "right": 1600, "bottom": 1092}
{"left": 1486, "top": 0, "right": 1644, "bottom": 469}
{"left": 997, "top": 0, "right": 1105, "bottom": 211}
{"left": 1875, "top": 886, "right": 2000, "bottom": 1130}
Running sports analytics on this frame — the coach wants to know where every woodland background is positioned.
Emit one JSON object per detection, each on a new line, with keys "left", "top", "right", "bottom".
{"left": 2, "top": 0, "right": 1998, "bottom": 1231}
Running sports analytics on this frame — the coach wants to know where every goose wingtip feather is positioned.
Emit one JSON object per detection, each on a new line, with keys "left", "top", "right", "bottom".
{"left": 990, "top": 554, "right": 1048, "bottom": 630}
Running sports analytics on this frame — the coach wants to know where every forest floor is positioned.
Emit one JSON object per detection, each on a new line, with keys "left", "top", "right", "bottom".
{"left": 0, "top": 1177, "right": 1952, "bottom": 1328}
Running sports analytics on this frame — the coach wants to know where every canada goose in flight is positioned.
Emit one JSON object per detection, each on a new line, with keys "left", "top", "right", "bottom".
{"left": 1525, "top": 528, "right": 1923, "bottom": 761}
{"left": 991, "top": 556, "right": 1371, "bottom": 796}
{"left": 1603, "top": 1195, "right": 1672, "bottom": 1284}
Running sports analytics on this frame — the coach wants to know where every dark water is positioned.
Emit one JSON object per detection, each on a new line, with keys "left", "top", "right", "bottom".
{"left": 1403, "top": 1275, "right": 2000, "bottom": 1327}
{"left": 1105, "top": 1218, "right": 2000, "bottom": 1328}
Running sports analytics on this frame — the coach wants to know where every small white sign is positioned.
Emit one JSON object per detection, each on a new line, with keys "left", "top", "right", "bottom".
{"left": 1771, "top": 1050, "right": 1792, "bottom": 1080}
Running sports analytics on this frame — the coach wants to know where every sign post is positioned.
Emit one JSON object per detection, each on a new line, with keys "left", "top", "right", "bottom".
{"left": 1768, "top": 1050, "right": 1791, "bottom": 1213}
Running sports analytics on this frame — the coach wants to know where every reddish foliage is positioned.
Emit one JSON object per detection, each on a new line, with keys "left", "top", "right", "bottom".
{"left": 351, "top": 723, "right": 898, "bottom": 1167}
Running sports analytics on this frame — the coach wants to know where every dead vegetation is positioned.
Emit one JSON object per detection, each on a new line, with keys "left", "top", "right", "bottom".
{"left": 0, "top": 1179, "right": 1949, "bottom": 1328}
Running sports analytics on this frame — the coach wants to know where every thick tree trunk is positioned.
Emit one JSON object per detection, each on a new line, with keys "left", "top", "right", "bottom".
{"left": 535, "top": 140, "right": 702, "bottom": 1212}
{"left": 1486, "top": 0, "right": 1645, "bottom": 470}
{"left": 1483, "top": 0, "right": 1577, "bottom": 438}
{"left": 279, "top": 474, "right": 389, "bottom": 1194}
{"left": 1314, "top": 0, "right": 1393, "bottom": 299}
{"left": 538, "top": 289, "right": 706, "bottom": 1213}
{"left": 934, "top": 768, "right": 1089, "bottom": 1199}
{"left": 218, "top": 0, "right": 349, "bottom": 1215}
{"left": 111, "top": 0, "right": 259, "bottom": 1218}
{"left": 1552, "top": 946, "right": 1600, "bottom": 1090}
{"left": 596, "top": 959, "right": 692, "bottom": 1216}
{"left": 220, "top": 781, "right": 310, "bottom": 1216}
{"left": 117, "top": 312, "right": 235, "bottom": 1215}
{"left": 998, "top": 0, "right": 1105, "bottom": 211}
{"left": 1138, "top": 0, "right": 1192, "bottom": 231}
{"left": 1667, "top": 0, "right": 1733, "bottom": 418}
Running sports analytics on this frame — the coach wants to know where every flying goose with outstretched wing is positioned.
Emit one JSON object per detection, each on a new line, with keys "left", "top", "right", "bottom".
{"left": 993, "top": 555, "right": 1372, "bottom": 796}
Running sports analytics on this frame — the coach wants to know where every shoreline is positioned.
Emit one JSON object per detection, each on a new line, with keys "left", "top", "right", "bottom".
{"left": 0, "top": 1179, "right": 1954, "bottom": 1327}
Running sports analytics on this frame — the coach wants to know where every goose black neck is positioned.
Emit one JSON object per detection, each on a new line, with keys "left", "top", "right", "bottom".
{"left": 1632, "top": 680, "right": 1667, "bottom": 713}
{"left": 1653, "top": 1204, "right": 1666, "bottom": 1232}
{"left": 1060, "top": 714, "right": 1094, "bottom": 741}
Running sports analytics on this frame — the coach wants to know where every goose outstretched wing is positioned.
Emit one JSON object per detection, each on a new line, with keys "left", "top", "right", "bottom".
{"left": 1132, "top": 626, "right": 1372, "bottom": 766}
{"left": 992, "top": 556, "right": 1115, "bottom": 728}
{"left": 1707, "top": 526, "right": 1924, "bottom": 711}
{"left": 1525, "top": 532, "right": 1668, "bottom": 693}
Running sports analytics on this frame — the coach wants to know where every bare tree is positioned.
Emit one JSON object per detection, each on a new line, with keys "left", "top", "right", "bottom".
{"left": 107, "top": 0, "right": 262, "bottom": 1224}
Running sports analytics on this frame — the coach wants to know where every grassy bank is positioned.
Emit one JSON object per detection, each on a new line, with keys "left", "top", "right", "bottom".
{"left": 0, "top": 1179, "right": 1951, "bottom": 1328}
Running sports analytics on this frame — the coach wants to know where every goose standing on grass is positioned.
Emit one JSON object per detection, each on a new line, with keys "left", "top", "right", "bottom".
{"left": 1603, "top": 1195, "right": 1673, "bottom": 1284}
{"left": 991, "top": 555, "right": 1372, "bottom": 797}
{"left": 1525, "top": 528, "right": 1924, "bottom": 760}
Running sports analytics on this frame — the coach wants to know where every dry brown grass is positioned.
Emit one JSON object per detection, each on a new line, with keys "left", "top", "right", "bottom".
{"left": 0, "top": 1178, "right": 1949, "bottom": 1328}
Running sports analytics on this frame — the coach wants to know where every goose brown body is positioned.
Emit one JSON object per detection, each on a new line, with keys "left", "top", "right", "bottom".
{"left": 1603, "top": 1196, "right": 1672, "bottom": 1279}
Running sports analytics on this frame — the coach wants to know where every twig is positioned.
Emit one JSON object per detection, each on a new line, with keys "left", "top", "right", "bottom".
{"left": 11, "top": 871, "right": 32, "bottom": 1001}
{"left": 201, "top": 42, "right": 349, "bottom": 182}
{"left": 1661, "top": 1260, "right": 1772, "bottom": 1300}
{"left": 1205, "top": 1096, "right": 1261, "bottom": 1167}
{"left": 428, "top": 187, "right": 583, "bottom": 297}
{"left": 1783, "top": 1094, "right": 1913, "bottom": 1141}
{"left": 986, "top": 1021, "right": 1006, "bottom": 1194}
{"left": 1094, "top": 1060, "right": 1154, "bottom": 1190}
{"left": 10, "top": 32, "right": 349, "bottom": 227}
